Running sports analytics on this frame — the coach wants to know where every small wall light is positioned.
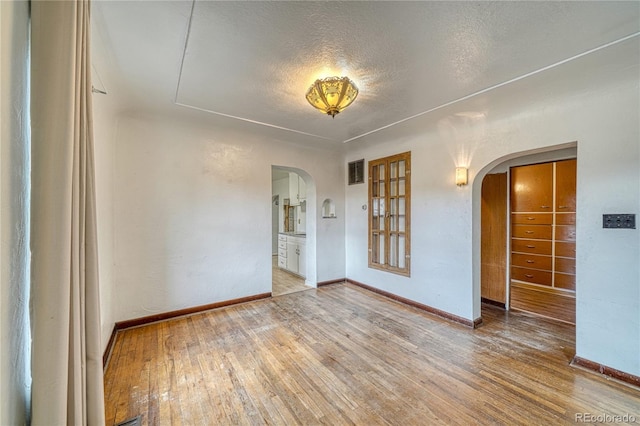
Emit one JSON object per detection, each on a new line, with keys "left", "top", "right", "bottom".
{"left": 455, "top": 167, "right": 468, "bottom": 186}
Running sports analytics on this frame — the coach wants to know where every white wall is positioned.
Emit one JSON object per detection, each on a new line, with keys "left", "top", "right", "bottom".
{"left": 346, "top": 76, "right": 639, "bottom": 375}
{"left": 110, "top": 114, "right": 345, "bottom": 322}
{"left": 92, "top": 88, "right": 118, "bottom": 351}
{"left": 346, "top": 129, "right": 477, "bottom": 320}
{"left": 0, "top": 0, "right": 31, "bottom": 423}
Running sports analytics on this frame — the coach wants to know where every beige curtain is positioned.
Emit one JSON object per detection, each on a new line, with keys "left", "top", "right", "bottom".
{"left": 30, "top": 0, "right": 105, "bottom": 424}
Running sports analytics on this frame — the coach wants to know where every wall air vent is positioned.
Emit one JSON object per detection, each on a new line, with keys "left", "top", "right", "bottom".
{"left": 348, "top": 159, "right": 365, "bottom": 185}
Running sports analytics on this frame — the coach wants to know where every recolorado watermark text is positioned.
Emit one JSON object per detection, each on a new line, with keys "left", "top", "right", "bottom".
{"left": 575, "top": 413, "right": 637, "bottom": 423}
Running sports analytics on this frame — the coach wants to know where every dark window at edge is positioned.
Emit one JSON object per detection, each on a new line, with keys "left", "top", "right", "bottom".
{"left": 348, "top": 159, "right": 365, "bottom": 185}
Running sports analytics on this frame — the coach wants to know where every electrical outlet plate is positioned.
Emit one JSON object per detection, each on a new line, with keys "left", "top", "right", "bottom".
{"left": 602, "top": 214, "right": 636, "bottom": 229}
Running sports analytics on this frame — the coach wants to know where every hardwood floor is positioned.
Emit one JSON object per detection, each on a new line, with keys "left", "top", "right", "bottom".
{"left": 272, "top": 255, "right": 312, "bottom": 297}
{"left": 104, "top": 284, "right": 640, "bottom": 425}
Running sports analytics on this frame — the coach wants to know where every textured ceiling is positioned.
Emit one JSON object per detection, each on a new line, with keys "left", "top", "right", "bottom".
{"left": 92, "top": 1, "right": 640, "bottom": 145}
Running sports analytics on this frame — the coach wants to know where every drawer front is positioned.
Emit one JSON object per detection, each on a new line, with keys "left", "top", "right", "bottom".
{"left": 555, "top": 225, "right": 576, "bottom": 242}
{"left": 512, "top": 225, "right": 552, "bottom": 240}
{"left": 555, "top": 272, "right": 576, "bottom": 291}
{"left": 511, "top": 266, "right": 552, "bottom": 286}
{"left": 511, "top": 253, "right": 552, "bottom": 270}
{"left": 512, "top": 213, "right": 553, "bottom": 225}
{"left": 278, "top": 248, "right": 287, "bottom": 258}
{"left": 555, "top": 241, "right": 576, "bottom": 258}
{"left": 277, "top": 256, "right": 287, "bottom": 268}
{"left": 555, "top": 257, "right": 575, "bottom": 274}
{"left": 555, "top": 213, "right": 576, "bottom": 225}
{"left": 289, "top": 236, "right": 304, "bottom": 245}
{"left": 511, "top": 239, "right": 552, "bottom": 255}
{"left": 278, "top": 234, "right": 287, "bottom": 242}
{"left": 278, "top": 240, "right": 287, "bottom": 249}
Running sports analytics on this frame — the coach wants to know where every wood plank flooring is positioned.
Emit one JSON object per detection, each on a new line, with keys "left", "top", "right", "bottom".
{"left": 272, "top": 255, "right": 312, "bottom": 297}
{"left": 104, "top": 283, "right": 640, "bottom": 425}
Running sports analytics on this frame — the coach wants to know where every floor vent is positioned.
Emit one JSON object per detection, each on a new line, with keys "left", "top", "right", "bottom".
{"left": 116, "top": 415, "right": 141, "bottom": 426}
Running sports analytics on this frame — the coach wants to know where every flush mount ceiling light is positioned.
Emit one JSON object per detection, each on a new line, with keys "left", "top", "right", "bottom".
{"left": 305, "top": 76, "right": 358, "bottom": 118}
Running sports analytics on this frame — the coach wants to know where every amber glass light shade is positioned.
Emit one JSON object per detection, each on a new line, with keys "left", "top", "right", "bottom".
{"left": 305, "top": 76, "right": 358, "bottom": 118}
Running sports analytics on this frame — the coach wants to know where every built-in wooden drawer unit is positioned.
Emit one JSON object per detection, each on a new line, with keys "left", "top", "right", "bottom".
{"left": 511, "top": 239, "right": 552, "bottom": 255}
{"left": 555, "top": 213, "right": 575, "bottom": 225}
{"left": 555, "top": 257, "right": 575, "bottom": 274}
{"left": 512, "top": 213, "right": 553, "bottom": 225}
{"left": 511, "top": 253, "right": 552, "bottom": 270}
{"left": 511, "top": 266, "right": 552, "bottom": 286}
{"left": 555, "top": 225, "right": 576, "bottom": 242}
{"left": 512, "top": 225, "right": 552, "bottom": 240}
{"left": 509, "top": 159, "right": 576, "bottom": 324}
{"left": 555, "top": 272, "right": 576, "bottom": 291}
{"left": 555, "top": 241, "right": 576, "bottom": 258}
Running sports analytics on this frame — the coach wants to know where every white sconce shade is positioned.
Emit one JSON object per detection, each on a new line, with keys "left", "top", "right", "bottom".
{"left": 456, "top": 167, "right": 468, "bottom": 186}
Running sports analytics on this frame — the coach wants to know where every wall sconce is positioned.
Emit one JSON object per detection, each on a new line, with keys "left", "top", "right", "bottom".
{"left": 455, "top": 167, "right": 468, "bottom": 186}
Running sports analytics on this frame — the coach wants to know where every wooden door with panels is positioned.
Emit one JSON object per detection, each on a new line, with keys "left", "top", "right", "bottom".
{"left": 509, "top": 159, "right": 576, "bottom": 324}
{"left": 480, "top": 173, "right": 508, "bottom": 306}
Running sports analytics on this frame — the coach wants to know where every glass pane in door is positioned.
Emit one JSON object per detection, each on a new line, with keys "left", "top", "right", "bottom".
{"left": 389, "top": 233, "right": 397, "bottom": 267}
{"left": 371, "top": 233, "right": 379, "bottom": 264}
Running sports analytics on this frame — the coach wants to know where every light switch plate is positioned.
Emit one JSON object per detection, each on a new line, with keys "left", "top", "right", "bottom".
{"left": 602, "top": 214, "right": 636, "bottom": 229}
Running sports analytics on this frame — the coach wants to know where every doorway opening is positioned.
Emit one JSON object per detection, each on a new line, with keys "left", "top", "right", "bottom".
{"left": 271, "top": 166, "right": 316, "bottom": 296}
{"left": 477, "top": 145, "right": 577, "bottom": 325}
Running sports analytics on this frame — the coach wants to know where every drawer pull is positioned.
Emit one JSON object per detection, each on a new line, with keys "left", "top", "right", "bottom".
{"left": 540, "top": 205, "right": 550, "bottom": 209}
{"left": 525, "top": 231, "right": 534, "bottom": 234}
{"left": 526, "top": 217, "right": 535, "bottom": 220}
{"left": 525, "top": 274, "right": 534, "bottom": 278}
{"left": 526, "top": 245, "right": 535, "bottom": 248}
{"left": 558, "top": 206, "right": 568, "bottom": 209}
{"left": 526, "top": 260, "right": 534, "bottom": 263}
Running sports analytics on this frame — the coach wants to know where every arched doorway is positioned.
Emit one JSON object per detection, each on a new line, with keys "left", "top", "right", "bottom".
{"left": 271, "top": 166, "right": 317, "bottom": 296}
{"left": 473, "top": 143, "right": 577, "bottom": 322}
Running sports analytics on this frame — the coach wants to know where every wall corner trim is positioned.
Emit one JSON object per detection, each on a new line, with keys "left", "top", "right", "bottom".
{"left": 103, "top": 325, "right": 118, "bottom": 369}
{"left": 346, "top": 279, "right": 481, "bottom": 328}
{"left": 317, "top": 278, "right": 346, "bottom": 287}
{"left": 571, "top": 356, "right": 640, "bottom": 388}
{"left": 111, "top": 292, "right": 272, "bottom": 331}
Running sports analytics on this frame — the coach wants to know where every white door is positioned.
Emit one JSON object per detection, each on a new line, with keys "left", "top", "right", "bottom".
{"left": 286, "top": 241, "right": 298, "bottom": 273}
{"left": 298, "top": 242, "right": 306, "bottom": 278}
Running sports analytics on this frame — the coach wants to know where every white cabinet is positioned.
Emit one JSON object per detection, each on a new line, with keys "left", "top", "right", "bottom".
{"left": 277, "top": 233, "right": 306, "bottom": 278}
{"left": 298, "top": 241, "right": 306, "bottom": 277}
{"left": 296, "top": 205, "right": 306, "bottom": 234}
{"left": 298, "top": 176, "right": 306, "bottom": 200}
{"left": 277, "top": 234, "right": 287, "bottom": 268}
{"left": 289, "top": 173, "right": 306, "bottom": 206}
{"left": 289, "top": 172, "right": 299, "bottom": 206}
{"left": 286, "top": 240, "right": 298, "bottom": 272}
